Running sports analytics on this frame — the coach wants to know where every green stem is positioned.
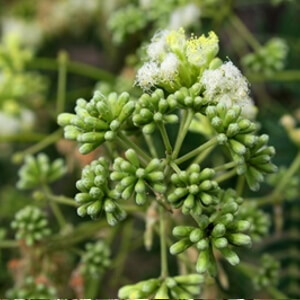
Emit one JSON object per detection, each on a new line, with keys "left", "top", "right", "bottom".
{"left": 170, "top": 162, "right": 181, "bottom": 174}
{"left": 214, "top": 161, "right": 238, "bottom": 172}
{"left": 43, "top": 185, "right": 67, "bottom": 230}
{"left": 118, "top": 132, "right": 151, "bottom": 164}
{"left": 230, "top": 14, "right": 261, "bottom": 51}
{"left": 29, "top": 57, "right": 115, "bottom": 82}
{"left": 273, "top": 151, "right": 300, "bottom": 199}
{"left": 44, "top": 193, "right": 78, "bottom": 207}
{"left": 144, "top": 133, "right": 158, "bottom": 158}
{"left": 159, "top": 206, "right": 169, "bottom": 278}
{"left": 172, "top": 109, "right": 194, "bottom": 160}
{"left": 192, "top": 145, "right": 215, "bottom": 165}
{"left": 86, "top": 274, "right": 102, "bottom": 298}
{"left": 247, "top": 70, "right": 300, "bottom": 82}
{"left": 175, "top": 136, "right": 219, "bottom": 165}
{"left": 46, "top": 220, "right": 107, "bottom": 251}
{"left": 110, "top": 220, "right": 133, "bottom": 287}
{"left": 236, "top": 175, "right": 245, "bottom": 197}
{"left": 56, "top": 51, "right": 68, "bottom": 115}
{"left": 12, "top": 129, "right": 63, "bottom": 164}
{"left": 0, "top": 133, "right": 46, "bottom": 143}
{"left": 0, "top": 240, "right": 19, "bottom": 248}
{"left": 215, "top": 169, "right": 237, "bottom": 184}
{"left": 158, "top": 123, "right": 172, "bottom": 157}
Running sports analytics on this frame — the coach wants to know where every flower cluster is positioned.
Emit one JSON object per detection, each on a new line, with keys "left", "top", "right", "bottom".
{"left": 75, "top": 157, "right": 126, "bottom": 226}
{"left": 111, "top": 149, "right": 166, "bottom": 205}
{"left": 170, "top": 189, "right": 251, "bottom": 274}
{"left": 11, "top": 206, "right": 51, "bottom": 246}
{"left": 108, "top": 4, "right": 148, "bottom": 44}
{"left": 253, "top": 254, "right": 280, "bottom": 290}
{"left": 118, "top": 274, "right": 204, "bottom": 299}
{"left": 169, "top": 83, "right": 213, "bottom": 111}
{"left": 133, "top": 89, "right": 178, "bottom": 134}
{"left": 242, "top": 38, "right": 288, "bottom": 75}
{"left": 267, "top": 167, "right": 299, "bottom": 201}
{"left": 17, "top": 153, "right": 66, "bottom": 190}
{"left": 238, "top": 202, "right": 271, "bottom": 241}
{"left": 57, "top": 91, "right": 135, "bottom": 154}
{"left": 201, "top": 61, "right": 256, "bottom": 118}
{"left": 6, "top": 276, "right": 56, "bottom": 298}
{"left": 242, "top": 134, "right": 277, "bottom": 191}
{"left": 80, "top": 241, "right": 111, "bottom": 277}
{"left": 206, "top": 103, "right": 257, "bottom": 156}
{"left": 168, "top": 164, "right": 219, "bottom": 215}
{"left": 136, "top": 28, "right": 219, "bottom": 92}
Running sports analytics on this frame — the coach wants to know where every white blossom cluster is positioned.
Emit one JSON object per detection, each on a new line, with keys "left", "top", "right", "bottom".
{"left": 136, "top": 30, "right": 181, "bottom": 91}
{"left": 136, "top": 29, "right": 219, "bottom": 92}
{"left": 201, "top": 61, "right": 257, "bottom": 118}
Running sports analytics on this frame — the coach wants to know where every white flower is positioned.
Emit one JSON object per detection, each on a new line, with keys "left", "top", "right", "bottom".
{"left": 147, "top": 30, "right": 169, "bottom": 62}
{"left": 136, "top": 61, "right": 160, "bottom": 90}
{"left": 201, "top": 61, "right": 257, "bottom": 119}
{"left": 168, "top": 3, "right": 201, "bottom": 30}
{"left": 160, "top": 53, "right": 179, "bottom": 81}
{"left": 201, "top": 61, "right": 250, "bottom": 102}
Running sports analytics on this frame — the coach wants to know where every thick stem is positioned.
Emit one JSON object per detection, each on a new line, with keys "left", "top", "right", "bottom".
{"left": 56, "top": 51, "right": 68, "bottom": 115}
{"left": 159, "top": 206, "right": 169, "bottom": 278}
{"left": 175, "top": 136, "right": 219, "bottom": 165}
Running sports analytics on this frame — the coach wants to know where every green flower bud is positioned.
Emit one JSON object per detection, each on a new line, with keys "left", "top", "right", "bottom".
{"left": 112, "top": 150, "right": 165, "bottom": 205}
{"left": 170, "top": 238, "right": 193, "bottom": 255}
{"left": 11, "top": 206, "right": 51, "bottom": 246}
{"left": 219, "top": 248, "right": 240, "bottom": 266}
{"left": 133, "top": 89, "right": 178, "bottom": 132}
{"left": 168, "top": 166, "right": 219, "bottom": 214}
{"left": 57, "top": 91, "right": 135, "bottom": 154}
{"left": 80, "top": 240, "right": 110, "bottom": 277}
{"left": 253, "top": 254, "right": 280, "bottom": 290}
{"left": 6, "top": 276, "right": 56, "bottom": 299}
{"left": 196, "top": 249, "right": 210, "bottom": 273}
{"left": 242, "top": 38, "right": 288, "bottom": 75}
{"left": 17, "top": 154, "right": 66, "bottom": 190}
{"left": 75, "top": 157, "right": 126, "bottom": 225}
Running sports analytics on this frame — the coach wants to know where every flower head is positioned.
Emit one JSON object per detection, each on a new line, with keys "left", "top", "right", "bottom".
{"left": 186, "top": 31, "right": 219, "bottom": 67}
{"left": 136, "top": 61, "right": 160, "bottom": 90}
{"left": 201, "top": 61, "right": 253, "bottom": 116}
